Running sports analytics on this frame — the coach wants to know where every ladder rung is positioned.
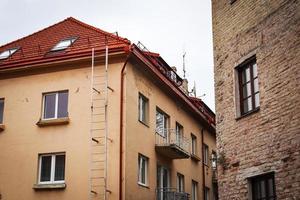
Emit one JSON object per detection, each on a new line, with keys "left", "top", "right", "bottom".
{"left": 93, "top": 88, "right": 101, "bottom": 94}
{"left": 92, "top": 138, "right": 99, "bottom": 143}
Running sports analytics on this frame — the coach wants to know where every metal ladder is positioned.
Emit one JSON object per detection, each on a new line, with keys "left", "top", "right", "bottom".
{"left": 89, "top": 47, "right": 108, "bottom": 200}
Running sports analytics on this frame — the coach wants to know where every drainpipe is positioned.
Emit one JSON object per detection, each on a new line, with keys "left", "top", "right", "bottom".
{"left": 201, "top": 128, "right": 206, "bottom": 200}
{"left": 119, "top": 48, "right": 132, "bottom": 200}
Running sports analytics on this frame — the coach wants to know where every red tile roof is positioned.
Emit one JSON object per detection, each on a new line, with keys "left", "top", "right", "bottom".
{"left": 0, "top": 17, "right": 130, "bottom": 70}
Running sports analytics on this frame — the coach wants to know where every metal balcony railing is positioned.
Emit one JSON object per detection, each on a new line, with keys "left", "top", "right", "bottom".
{"left": 155, "top": 128, "right": 190, "bottom": 159}
{"left": 156, "top": 188, "right": 190, "bottom": 200}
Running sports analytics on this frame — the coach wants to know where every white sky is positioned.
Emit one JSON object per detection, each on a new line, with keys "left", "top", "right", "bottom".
{"left": 0, "top": 0, "right": 215, "bottom": 111}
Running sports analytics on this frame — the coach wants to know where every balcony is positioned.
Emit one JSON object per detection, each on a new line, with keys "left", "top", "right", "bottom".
{"left": 156, "top": 188, "right": 189, "bottom": 200}
{"left": 155, "top": 128, "right": 190, "bottom": 159}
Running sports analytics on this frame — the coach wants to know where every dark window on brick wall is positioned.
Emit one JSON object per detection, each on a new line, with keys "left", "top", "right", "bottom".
{"left": 250, "top": 173, "right": 276, "bottom": 200}
{"left": 238, "top": 56, "right": 260, "bottom": 115}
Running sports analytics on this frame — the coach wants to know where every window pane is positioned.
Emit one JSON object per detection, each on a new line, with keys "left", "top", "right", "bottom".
{"left": 44, "top": 94, "right": 56, "bottom": 119}
{"left": 0, "top": 99, "right": 4, "bottom": 124}
{"left": 243, "top": 97, "right": 252, "bottom": 113}
{"left": 0, "top": 50, "right": 10, "bottom": 59}
{"left": 254, "top": 78, "right": 259, "bottom": 93}
{"left": 57, "top": 91, "right": 68, "bottom": 118}
{"left": 242, "top": 66, "right": 251, "bottom": 84}
{"left": 253, "top": 63, "right": 258, "bottom": 78}
{"left": 243, "top": 83, "right": 252, "bottom": 98}
{"left": 141, "top": 158, "right": 146, "bottom": 183}
{"left": 156, "top": 111, "right": 165, "bottom": 136}
{"left": 40, "top": 156, "right": 52, "bottom": 182}
{"left": 54, "top": 155, "right": 65, "bottom": 181}
{"left": 255, "top": 93, "right": 260, "bottom": 107}
{"left": 260, "top": 180, "right": 266, "bottom": 198}
{"left": 138, "top": 95, "right": 147, "bottom": 123}
{"left": 268, "top": 178, "right": 274, "bottom": 196}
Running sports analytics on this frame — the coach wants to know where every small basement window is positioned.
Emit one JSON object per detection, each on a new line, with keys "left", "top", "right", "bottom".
{"left": 51, "top": 37, "right": 77, "bottom": 51}
{"left": 0, "top": 47, "right": 19, "bottom": 60}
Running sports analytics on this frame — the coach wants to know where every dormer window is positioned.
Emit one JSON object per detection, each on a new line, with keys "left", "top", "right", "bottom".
{"left": 51, "top": 37, "right": 77, "bottom": 51}
{"left": 0, "top": 47, "right": 19, "bottom": 60}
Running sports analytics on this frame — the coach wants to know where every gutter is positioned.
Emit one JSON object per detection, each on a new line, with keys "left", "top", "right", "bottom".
{"left": 119, "top": 45, "right": 132, "bottom": 200}
{"left": 201, "top": 128, "right": 206, "bottom": 200}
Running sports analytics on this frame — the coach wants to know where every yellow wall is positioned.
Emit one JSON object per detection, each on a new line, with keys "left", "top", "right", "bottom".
{"left": 0, "top": 56, "right": 216, "bottom": 200}
{"left": 0, "top": 62, "right": 92, "bottom": 200}
{"left": 124, "top": 62, "right": 216, "bottom": 200}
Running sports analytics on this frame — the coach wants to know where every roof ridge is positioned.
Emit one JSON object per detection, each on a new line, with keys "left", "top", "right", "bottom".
{"left": 0, "top": 17, "right": 71, "bottom": 49}
{"left": 68, "top": 17, "right": 130, "bottom": 44}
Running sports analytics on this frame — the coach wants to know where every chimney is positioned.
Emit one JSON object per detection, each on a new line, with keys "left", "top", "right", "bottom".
{"left": 181, "top": 78, "right": 189, "bottom": 95}
{"left": 171, "top": 66, "right": 177, "bottom": 72}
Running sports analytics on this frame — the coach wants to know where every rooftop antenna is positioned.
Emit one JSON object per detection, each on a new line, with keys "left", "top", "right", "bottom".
{"left": 183, "top": 52, "right": 186, "bottom": 79}
{"left": 193, "top": 81, "right": 197, "bottom": 97}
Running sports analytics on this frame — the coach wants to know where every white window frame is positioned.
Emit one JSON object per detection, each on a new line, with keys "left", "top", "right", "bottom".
{"left": 177, "top": 173, "right": 185, "bottom": 192}
{"left": 203, "top": 144, "right": 209, "bottom": 165}
{"left": 38, "top": 153, "right": 65, "bottom": 184}
{"left": 138, "top": 154, "right": 148, "bottom": 186}
{"left": 192, "top": 180, "right": 198, "bottom": 200}
{"left": 191, "top": 134, "right": 197, "bottom": 155}
{"left": 138, "top": 93, "right": 148, "bottom": 124}
{"left": 42, "top": 91, "right": 68, "bottom": 120}
{"left": 156, "top": 108, "right": 169, "bottom": 137}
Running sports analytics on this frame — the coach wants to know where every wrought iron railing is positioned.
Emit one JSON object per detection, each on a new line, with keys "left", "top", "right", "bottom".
{"left": 155, "top": 128, "right": 190, "bottom": 155}
{"left": 156, "top": 188, "right": 189, "bottom": 200}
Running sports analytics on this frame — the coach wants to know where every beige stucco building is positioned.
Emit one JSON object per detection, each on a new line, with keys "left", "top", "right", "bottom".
{"left": 0, "top": 17, "right": 217, "bottom": 200}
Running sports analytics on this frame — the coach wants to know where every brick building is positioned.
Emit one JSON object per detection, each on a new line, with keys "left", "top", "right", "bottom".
{"left": 212, "top": 0, "right": 299, "bottom": 199}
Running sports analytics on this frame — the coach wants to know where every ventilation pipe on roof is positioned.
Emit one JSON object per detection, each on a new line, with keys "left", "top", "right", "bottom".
{"left": 181, "top": 78, "right": 189, "bottom": 95}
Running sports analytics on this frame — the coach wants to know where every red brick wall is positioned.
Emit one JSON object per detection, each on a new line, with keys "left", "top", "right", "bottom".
{"left": 212, "top": 0, "right": 300, "bottom": 199}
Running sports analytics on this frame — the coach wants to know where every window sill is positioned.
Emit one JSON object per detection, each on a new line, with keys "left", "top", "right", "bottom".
{"left": 0, "top": 124, "right": 5, "bottom": 132}
{"left": 138, "top": 120, "right": 149, "bottom": 128}
{"left": 33, "top": 183, "right": 66, "bottom": 190}
{"left": 138, "top": 182, "right": 149, "bottom": 189}
{"left": 36, "top": 117, "right": 70, "bottom": 127}
{"left": 191, "top": 154, "right": 201, "bottom": 162}
{"left": 236, "top": 107, "right": 260, "bottom": 121}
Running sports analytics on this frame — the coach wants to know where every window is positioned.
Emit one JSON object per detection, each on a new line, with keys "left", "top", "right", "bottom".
{"left": 203, "top": 144, "right": 209, "bottom": 165}
{"left": 192, "top": 180, "right": 198, "bottom": 200}
{"left": 43, "top": 91, "right": 68, "bottom": 120}
{"left": 250, "top": 173, "right": 276, "bottom": 200}
{"left": 212, "top": 151, "right": 217, "bottom": 169}
{"left": 51, "top": 37, "right": 77, "bottom": 51}
{"left": 0, "top": 99, "right": 4, "bottom": 124}
{"left": 138, "top": 154, "right": 148, "bottom": 186}
{"left": 156, "top": 109, "right": 169, "bottom": 137}
{"left": 204, "top": 187, "right": 210, "bottom": 200}
{"left": 138, "top": 93, "right": 149, "bottom": 125}
{"left": 238, "top": 57, "right": 260, "bottom": 115}
{"left": 191, "top": 134, "right": 197, "bottom": 155}
{"left": 175, "top": 122, "right": 183, "bottom": 145}
{"left": 38, "top": 153, "right": 65, "bottom": 184}
{"left": 177, "top": 173, "right": 185, "bottom": 192}
{"left": 0, "top": 47, "right": 19, "bottom": 60}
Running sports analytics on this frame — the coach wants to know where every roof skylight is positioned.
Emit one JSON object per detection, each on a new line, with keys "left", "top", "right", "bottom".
{"left": 0, "top": 47, "right": 19, "bottom": 60}
{"left": 51, "top": 37, "right": 77, "bottom": 51}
